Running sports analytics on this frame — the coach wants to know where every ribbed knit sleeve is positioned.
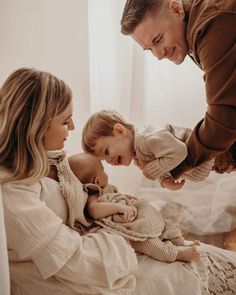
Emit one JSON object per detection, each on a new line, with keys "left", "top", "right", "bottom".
{"left": 182, "top": 159, "right": 214, "bottom": 182}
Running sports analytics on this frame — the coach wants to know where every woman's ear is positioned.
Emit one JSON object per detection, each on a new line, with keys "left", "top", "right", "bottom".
{"left": 113, "top": 123, "right": 128, "bottom": 137}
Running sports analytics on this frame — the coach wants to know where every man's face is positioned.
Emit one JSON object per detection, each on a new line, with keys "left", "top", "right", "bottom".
{"left": 131, "top": 1, "right": 189, "bottom": 65}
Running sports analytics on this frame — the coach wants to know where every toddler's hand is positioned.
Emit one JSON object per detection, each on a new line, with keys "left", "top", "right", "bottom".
{"left": 134, "top": 158, "right": 148, "bottom": 170}
{"left": 118, "top": 205, "right": 137, "bottom": 222}
{"left": 161, "top": 177, "right": 185, "bottom": 191}
{"left": 143, "top": 170, "right": 157, "bottom": 180}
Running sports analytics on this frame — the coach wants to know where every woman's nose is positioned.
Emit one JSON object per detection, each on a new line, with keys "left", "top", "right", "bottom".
{"left": 69, "top": 118, "right": 75, "bottom": 130}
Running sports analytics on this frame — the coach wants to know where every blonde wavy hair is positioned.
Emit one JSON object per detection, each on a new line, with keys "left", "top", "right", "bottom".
{"left": 0, "top": 67, "right": 72, "bottom": 183}
{"left": 82, "top": 109, "right": 133, "bottom": 153}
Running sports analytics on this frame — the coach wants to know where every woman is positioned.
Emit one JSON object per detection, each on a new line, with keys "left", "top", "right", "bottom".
{"left": 1, "top": 67, "right": 236, "bottom": 295}
{"left": 0, "top": 68, "right": 137, "bottom": 294}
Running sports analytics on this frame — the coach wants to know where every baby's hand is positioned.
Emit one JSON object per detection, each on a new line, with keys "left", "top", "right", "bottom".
{"left": 161, "top": 177, "right": 185, "bottom": 191}
{"left": 118, "top": 205, "right": 137, "bottom": 222}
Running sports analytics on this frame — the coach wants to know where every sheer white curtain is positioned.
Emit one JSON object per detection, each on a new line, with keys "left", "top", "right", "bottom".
{"left": 88, "top": 0, "right": 146, "bottom": 193}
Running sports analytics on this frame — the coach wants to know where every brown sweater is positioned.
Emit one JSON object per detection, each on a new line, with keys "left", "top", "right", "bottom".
{"left": 171, "top": 0, "right": 236, "bottom": 178}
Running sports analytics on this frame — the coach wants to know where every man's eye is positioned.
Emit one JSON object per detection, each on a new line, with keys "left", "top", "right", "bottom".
{"left": 154, "top": 35, "right": 162, "bottom": 44}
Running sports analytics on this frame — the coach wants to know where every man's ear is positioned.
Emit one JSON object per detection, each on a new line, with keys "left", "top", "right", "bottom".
{"left": 169, "top": 0, "right": 185, "bottom": 18}
{"left": 113, "top": 123, "right": 128, "bottom": 137}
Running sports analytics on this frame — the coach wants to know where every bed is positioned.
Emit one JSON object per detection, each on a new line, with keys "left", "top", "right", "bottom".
{"left": 134, "top": 242, "right": 236, "bottom": 295}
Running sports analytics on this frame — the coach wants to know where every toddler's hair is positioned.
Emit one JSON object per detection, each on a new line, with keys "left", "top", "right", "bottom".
{"left": 82, "top": 109, "right": 133, "bottom": 153}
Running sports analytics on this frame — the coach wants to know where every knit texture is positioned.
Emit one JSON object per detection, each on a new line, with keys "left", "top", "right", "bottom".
{"left": 47, "top": 150, "right": 92, "bottom": 231}
{"left": 134, "top": 124, "right": 213, "bottom": 182}
{"left": 86, "top": 183, "right": 185, "bottom": 262}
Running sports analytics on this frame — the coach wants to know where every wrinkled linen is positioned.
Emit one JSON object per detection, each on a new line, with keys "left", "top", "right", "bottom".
{"left": 2, "top": 176, "right": 137, "bottom": 295}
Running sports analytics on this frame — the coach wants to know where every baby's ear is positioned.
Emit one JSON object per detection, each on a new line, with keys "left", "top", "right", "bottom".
{"left": 94, "top": 176, "right": 100, "bottom": 185}
{"left": 113, "top": 123, "right": 127, "bottom": 136}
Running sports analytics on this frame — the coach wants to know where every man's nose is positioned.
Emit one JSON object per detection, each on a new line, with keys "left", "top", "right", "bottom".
{"left": 152, "top": 46, "right": 165, "bottom": 60}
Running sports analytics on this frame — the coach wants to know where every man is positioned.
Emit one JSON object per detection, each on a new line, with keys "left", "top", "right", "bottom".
{"left": 120, "top": 0, "right": 236, "bottom": 185}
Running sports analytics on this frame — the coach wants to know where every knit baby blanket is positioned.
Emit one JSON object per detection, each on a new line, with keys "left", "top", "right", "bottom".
{"left": 86, "top": 183, "right": 166, "bottom": 241}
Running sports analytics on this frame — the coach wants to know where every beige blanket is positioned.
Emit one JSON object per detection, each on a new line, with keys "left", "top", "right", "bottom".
{"left": 90, "top": 189, "right": 165, "bottom": 241}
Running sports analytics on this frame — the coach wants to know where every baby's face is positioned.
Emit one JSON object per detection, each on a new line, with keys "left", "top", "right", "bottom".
{"left": 93, "top": 134, "right": 134, "bottom": 166}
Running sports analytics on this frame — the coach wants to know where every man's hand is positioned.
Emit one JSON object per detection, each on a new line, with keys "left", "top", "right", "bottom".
{"left": 214, "top": 146, "right": 236, "bottom": 174}
{"left": 226, "top": 165, "right": 236, "bottom": 173}
{"left": 161, "top": 177, "right": 185, "bottom": 191}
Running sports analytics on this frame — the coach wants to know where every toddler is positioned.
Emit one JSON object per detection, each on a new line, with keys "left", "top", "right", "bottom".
{"left": 69, "top": 152, "right": 201, "bottom": 262}
{"left": 81, "top": 110, "right": 213, "bottom": 190}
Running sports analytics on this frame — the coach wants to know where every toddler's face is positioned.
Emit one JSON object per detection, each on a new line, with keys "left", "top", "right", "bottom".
{"left": 93, "top": 134, "right": 134, "bottom": 166}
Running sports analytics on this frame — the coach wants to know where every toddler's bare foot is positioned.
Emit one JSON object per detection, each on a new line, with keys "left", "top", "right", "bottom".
{"left": 176, "top": 245, "right": 200, "bottom": 262}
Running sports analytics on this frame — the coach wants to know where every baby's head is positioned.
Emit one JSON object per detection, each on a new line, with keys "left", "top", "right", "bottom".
{"left": 69, "top": 152, "right": 108, "bottom": 188}
{"left": 82, "top": 110, "right": 135, "bottom": 166}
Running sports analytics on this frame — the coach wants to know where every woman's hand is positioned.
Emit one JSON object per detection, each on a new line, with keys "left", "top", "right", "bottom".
{"left": 161, "top": 177, "right": 185, "bottom": 191}
{"left": 118, "top": 205, "right": 137, "bottom": 222}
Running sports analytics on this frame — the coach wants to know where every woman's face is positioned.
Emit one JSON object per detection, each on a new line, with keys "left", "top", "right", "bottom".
{"left": 43, "top": 102, "right": 75, "bottom": 150}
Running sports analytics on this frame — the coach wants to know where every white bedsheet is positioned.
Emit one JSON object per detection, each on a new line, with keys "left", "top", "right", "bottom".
{"left": 134, "top": 243, "right": 236, "bottom": 295}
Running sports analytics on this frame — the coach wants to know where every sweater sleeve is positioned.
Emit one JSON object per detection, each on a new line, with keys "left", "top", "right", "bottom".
{"left": 171, "top": 13, "right": 236, "bottom": 178}
{"left": 141, "top": 130, "right": 188, "bottom": 178}
{"left": 2, "top": 181, "right": 137, "bottom": 293}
